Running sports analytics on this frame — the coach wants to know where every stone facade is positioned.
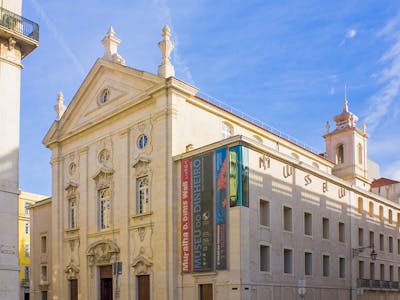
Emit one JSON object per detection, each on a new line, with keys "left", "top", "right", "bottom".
{"left": 0, "top": 1, "right": 38, "bottom": 299}
{"left": 34, "top": 27, "right": 400, "bottom": 300}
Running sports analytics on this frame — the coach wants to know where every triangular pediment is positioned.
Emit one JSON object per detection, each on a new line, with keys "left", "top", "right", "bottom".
{"left": 44, "top": 59, "right": 164, "bottom": 146}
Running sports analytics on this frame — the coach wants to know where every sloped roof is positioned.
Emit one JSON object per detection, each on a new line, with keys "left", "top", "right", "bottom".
{"left": 371, "top": 177, "right": 400, "bottom": 188}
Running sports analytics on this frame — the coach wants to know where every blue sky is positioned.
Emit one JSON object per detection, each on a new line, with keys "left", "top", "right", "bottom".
{"left": 20, "top": 0, "right": 400, "bottom": 196}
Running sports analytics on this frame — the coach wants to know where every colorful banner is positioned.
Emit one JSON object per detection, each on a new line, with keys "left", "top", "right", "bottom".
{"left": 215, "top": 148, "right": 228, "bottom": 270}
{"left": 192, "top": 153, "right": 214, "bottom": 272}
{"left": 229, "top": 146, "right": 249, "bottom": 207}
{"left": 181, "top": 158, "right": 192, "bottom": 273}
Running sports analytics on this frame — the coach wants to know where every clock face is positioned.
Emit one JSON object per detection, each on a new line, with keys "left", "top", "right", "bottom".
{"left": 137, "top": 134, "right": 148, "bottom": 149}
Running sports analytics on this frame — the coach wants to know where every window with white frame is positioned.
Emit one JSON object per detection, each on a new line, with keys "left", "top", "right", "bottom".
{"left": 24, "top": 202, "right": 30, "bottom": 215}
{"left": 136, "top": 176, "right": 150, "bottom": 214}
{"left": 25, "top": 222, "right": 30, "bottom": 235}
{"left": 68, "top": 197, "right": 77, "bottom": 229}
{"left": 98, "top": 187, "right": 111, "bottom": 230}
{"left": 221, "top": 122, "right": 233, "bottom": 139}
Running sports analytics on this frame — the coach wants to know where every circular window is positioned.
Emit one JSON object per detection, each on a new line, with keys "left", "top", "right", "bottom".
{"left": 98, "top": 149, "right": 110, "bottom": 163}
{"left": 137, "top": 134, "right": 148, "bottom": 149}
{"left": 99, "top": 88, "right": 110, "bottom": 104}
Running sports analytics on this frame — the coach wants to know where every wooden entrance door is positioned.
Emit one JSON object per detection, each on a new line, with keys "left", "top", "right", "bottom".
{"left": 70, "top": 279, "right": 78, "bottom": 300}
{"left": 137, "top": 275, "right": 150, "bottom": 300}
{"left": 99, "top": 265, "right": 113, "bottom": 300}
{"left": 199, "top": 284, "right": 213, "bottom": 300}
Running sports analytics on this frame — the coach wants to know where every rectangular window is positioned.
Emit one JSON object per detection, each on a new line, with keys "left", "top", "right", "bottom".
{"left": 259, "top": 200, "right": 270, "bottom": 227}
{"left": 358, "top": 228, "right": 364, "bottom": 247}
{"left": 305, "top": 252, "right": 312, "bottom": 276}
{"left": 370, "top": 262, "right": 375, "bottom": 280}
{"left": 283, "top": 206, "right": 292, "bottom": 232}
{"left": 339, "top": 257, "right": 345, "bottom": 278}
{"left": 380, "top": 264, "right": 385, "bottom": 280}
{"left": 136, "top": 176, "right": 150, "bottom": 214}
{"left": 68, "top": 198, "right": 77, "bottom": 229}
{"left": 389, "top": 209, "right": 393, "bottom": 224}
{"left": 397, "top": 212, "right": 400, "bottom": 227}
{"left": 380, "top": 234, "right": 384, "bottom": 251}
{"left": 322, "top": 217, "right": 329, "bottom": 239}
{"left": 390, "top": 265, "right": 394, "bottom": 281}
{"left": 69, "top": 279, "right": 78, "bottom": 300}
{"left": 369, "top": 231, "right": 374, "bottom": 247}
{"left": 41, "top": 291, "right": 48, "bottom": 300}
{"left": 260, "top": 245, "right": 270, "bottom": 272}
{"left": 323, "top": 255, "right": 330, "bottom": 277}
{"left": 284, "top": 249, "right": 293, "bottom": 274}
{"left": 98, "top": 187, "right": 111, "bottom": 230}
{"left": 389, "top": 236, "right": 393, "bottom": 253}
{"left": 338, "top": 222, "right": 345, "bottom": 242}
{"left": 304, "top": 212, "right": 312, "bottom": 236}
{"left": 41, "top": 265, "right": 48, "bottom": 282}
{"left": 24, "top": 266, "right": 30, "bottom": 281}
{"left": 24, "top": 202, "right": 30, "bottom": 215}
{"left": 24, "top": 243, "right": 30, "bottom": 258}
{"left": 369, "top": 201, "right": 374, "bottom": 217}
{"left": 25, "top": 222, "right": 30, "bottom": 235}
{"left": 41, "top": 236, "right": 47, "bottom": 253}
{"left": 398, "top": 239, "right": 400, "bottom": 255}
{"left": 359, "top": 260, "right": 364, "bottom": 279}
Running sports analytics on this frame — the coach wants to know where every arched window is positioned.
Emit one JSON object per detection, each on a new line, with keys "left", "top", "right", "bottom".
{"left": 369, "top": 201, "right": 374, "bottom": 217}
{"left": 357, "top": 197, "right": 363, "bottom": 214}
{"left": 221, "top": 122, "right": 233, "bottom": 139}
{"left": 358, "top": 143, "right": 363, "bottom": 164}
{"left": 336, "top": 144, "right": 344, "bottom": 164}
{"left": 379, "top": 205, "right": 384, "bottom": 221}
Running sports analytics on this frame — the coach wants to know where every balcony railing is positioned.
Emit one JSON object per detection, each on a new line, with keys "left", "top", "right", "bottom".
{"left": 0, "top": 6, "right": 39, "bottom": 42}
{"left": 358, "top": 279, "right": 400, "bottom": 290}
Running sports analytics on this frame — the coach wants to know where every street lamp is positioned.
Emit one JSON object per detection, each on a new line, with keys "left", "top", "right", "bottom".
{"left": 352, "top": 244, "right": 377, "bottom": 261}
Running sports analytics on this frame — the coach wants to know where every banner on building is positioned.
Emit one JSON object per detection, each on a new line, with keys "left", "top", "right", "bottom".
{"left": 215, "top": 148, "right": 228, "bottom": 270}
{"left": 192, "top": 153, "right": 214, "bottom": 272}
{"left": 229, "top": 146, "right": 249, "bottom": 207}
{"left": 181, "top": 158, "right": 192, "bottom": 273}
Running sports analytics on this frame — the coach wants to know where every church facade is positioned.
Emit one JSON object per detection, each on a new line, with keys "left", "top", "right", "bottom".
{"left": 34, "top": 26, "right": 400, "bottom": 300}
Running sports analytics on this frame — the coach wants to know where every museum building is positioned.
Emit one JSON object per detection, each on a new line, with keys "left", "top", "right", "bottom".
{"left": 31, "top": 26, "right": 400, "bottom": 300}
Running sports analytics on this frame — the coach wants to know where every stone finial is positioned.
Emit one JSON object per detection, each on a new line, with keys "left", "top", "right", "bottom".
{"left": 158, "top": 25, "right": 175, "bottom": 78}
{"left": 102, "top": 26, "right": 125, "bottom": 65}
{"left": 55, "top": 91, "right": 66, "bottom": 121}
{"left": 325, "top": 121, "right": 330, "bottom": 134}
{"left": 362, "top": 122, "right": 366, "bottom": 133}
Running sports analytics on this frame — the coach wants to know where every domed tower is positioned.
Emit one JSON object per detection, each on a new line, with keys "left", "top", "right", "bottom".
{"left": 324, "top": 98, "right": 369, "bottom": 190}
{"left": 0, "top": 1, "right": 39, "bottom": 299}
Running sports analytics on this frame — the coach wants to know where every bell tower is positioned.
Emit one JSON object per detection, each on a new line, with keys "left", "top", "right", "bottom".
{"left": 0, "top": 1, "right": 39, "bottom": 299}
{"left": 324, "top": 98, "right": 369, "bottom": 189}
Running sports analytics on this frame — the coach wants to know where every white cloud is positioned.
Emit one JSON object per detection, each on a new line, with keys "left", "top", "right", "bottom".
{"left": 346, "top": 29, "right": 357, "bottom": 39}
{"left": 364, "top": 17, "right": 400, "bottom": 132}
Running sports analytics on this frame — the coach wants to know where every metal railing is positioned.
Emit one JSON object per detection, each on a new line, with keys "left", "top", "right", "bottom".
{"left": 197, "top": 91, "right": 321, "bottom": 154}
{"left": 358, "top": 279, "right": 399, "bottom": 290}
{"left": 0, "top": 6, "right": 39, "bottom": 41}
